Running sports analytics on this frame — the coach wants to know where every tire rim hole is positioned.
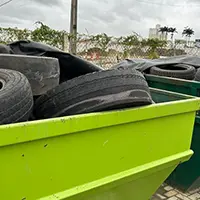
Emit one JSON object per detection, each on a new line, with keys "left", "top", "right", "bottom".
{"left": 0, "top": 80, "right": 3, "bottom": 90}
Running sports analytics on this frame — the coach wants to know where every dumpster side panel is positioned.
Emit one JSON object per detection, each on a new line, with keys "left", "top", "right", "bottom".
{"left": 40, "top": 151, "right": 192, "bottom": 200}
{"left": 146, "top": 74, "right": 200, "bottom": 96}
{"left": 148, "top": 78, "right": 200, "bottom": 191}
{"left": 166, "top": 116, "right": 200, "bottom": 191}
{"left": 51, "top": 167, "right": 176, "bottom": 200}
{"left": 150, "top": 88, "right": 193, "bottom": 103}
{"left": 0, "top": 111, "right": 195, "bottom": 200}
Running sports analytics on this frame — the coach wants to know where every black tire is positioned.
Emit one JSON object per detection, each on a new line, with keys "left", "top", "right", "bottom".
{"left": 150, "top": 64, "right": 195, "bottom": 80}
{"left": 0, "top": 69, "right": 33, "bottom": 125}
{"left": 0, "top": 54, "right": 60, "bottom": 96}
{"left": 195, "top": 68, "right": 200, "bottom": 81}
{"left": 0, "top": 44, "right": 13, "bottom": 54}
{"left": 34, "top": 67, "right": 153, "bottom": 119}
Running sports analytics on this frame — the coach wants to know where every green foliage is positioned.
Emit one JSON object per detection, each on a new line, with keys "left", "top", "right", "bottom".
{"left": 31, "top": 21, "right": 66, "bottom": 48}
{"left": 90, "top": 33, "right": 112, "bottom": 56}
{"left": 0, "top": 21, "right": 66, "bottom": 48}
{"left": 182, "top": 27, "right": 194, "bottom": 37}
{"left": 117, "top": 34, "right": 140, "bottom": 58}
{"left": 0, "top": 22, "right": 182, "bottom": 60}
{"left": 0, "top": 27, "right": 31, "bottom": 44}
{"left": 118, "top": 34, "right": 140, "bottom": 46}
{"left": 141, "top": 38, "right": 167, "bottom": 59}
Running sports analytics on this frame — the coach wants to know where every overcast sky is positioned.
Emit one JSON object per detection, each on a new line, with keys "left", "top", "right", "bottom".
{"left": 0, "top": 0, "right": 199, "bottom": 39}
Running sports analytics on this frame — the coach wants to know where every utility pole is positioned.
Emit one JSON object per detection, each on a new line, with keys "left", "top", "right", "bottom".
{"left": 69, "top": 0, "right": 78, "bottom": 54}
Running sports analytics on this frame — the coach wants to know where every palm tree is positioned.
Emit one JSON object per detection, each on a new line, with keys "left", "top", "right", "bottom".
{"left": 168, "top": 27, "right": 178, "bottom": 41}
{"left": 182, "top": 27, "right": 194, "bottom": 47}
{"left": 159, "top": 27, "right": 166, "bottom": 40}
{"left": 159, "top": 26, "right": 169, "bottom": 40}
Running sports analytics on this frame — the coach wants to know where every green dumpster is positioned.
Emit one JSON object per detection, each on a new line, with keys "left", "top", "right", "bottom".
{"left": 0, "top": 89, "right": 199, "bottom": 200}
{"left": 146, "top": 74, "right": 200, "bottom": 192}
{"left": 146, "top": 74, "right": 200, "bottom": 97}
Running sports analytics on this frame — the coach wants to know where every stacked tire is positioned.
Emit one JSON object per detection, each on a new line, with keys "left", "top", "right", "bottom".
{"left": 0, "top": 41, "right": 153, "bottom": 125}
{"left": 0, "top": 54, "right": 60, "bottom": 125}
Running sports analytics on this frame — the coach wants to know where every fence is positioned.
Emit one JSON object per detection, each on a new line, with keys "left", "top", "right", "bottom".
{"left": 66, "top": 36, "right": 200, "bottom": 69}
{"left": 0, "top": 25, "right": 200, "bottom": 69}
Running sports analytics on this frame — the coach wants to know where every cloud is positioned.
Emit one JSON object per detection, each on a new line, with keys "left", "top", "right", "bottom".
{"left": 0, "top": 0, "right": 199, "bottom": 40}
{"left": 31, "top": 0, "right": 63, "bottom": 6}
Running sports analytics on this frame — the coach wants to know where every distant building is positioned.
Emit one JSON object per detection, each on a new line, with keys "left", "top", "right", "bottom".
{"left": 195, "top": 39, "right": 200, "bottom": 48}
{"left": 149, "top": 24, "right": 166, "bottom": 40}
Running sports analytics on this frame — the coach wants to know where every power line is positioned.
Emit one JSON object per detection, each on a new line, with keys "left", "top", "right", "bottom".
{"left": 0, "top": 0, "right": 13, "bottom": 8}
{"left": 135, "top": 0, "right": 200, "bottom": 7}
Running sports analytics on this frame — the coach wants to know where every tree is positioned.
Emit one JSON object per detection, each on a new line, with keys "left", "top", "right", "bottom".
{"left": 168, "top": 27, "right": 178, "bottom": 41}
{"left": 118, "top": 34, "right": 140, "bottom": 58}
{"left": 31, "top": 21, "right": 66, "bottom": 49}
{"left": 91, "top": 33, "right": 112, "bottom": 56}
{"left": 159, "top": 26, "right": 169, "bottom": 40}
{"left": 0, "top": 27, "right": 31, "bottom": 43}
{"left": 141, "top": 38, "right": 167, "bottom": 59}
{"left": 159, "top": 27, "right": 166, "bottom": 40}
{"left": 182, "top": 26, "right": 194, "bottom": 47}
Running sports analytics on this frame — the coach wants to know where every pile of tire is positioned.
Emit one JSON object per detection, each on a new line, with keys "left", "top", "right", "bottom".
{"left": 0, "top": 41, "right": 153, "bottom": 125}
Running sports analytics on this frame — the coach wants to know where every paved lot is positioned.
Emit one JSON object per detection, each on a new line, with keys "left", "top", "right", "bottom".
{"left": 152, "top": 183, "right": 200, "bottom": 200}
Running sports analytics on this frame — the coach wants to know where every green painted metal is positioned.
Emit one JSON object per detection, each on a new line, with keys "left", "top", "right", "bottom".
{"left": 0, "top": 93, "right": 199, "bottom": 200}
{"left": 147, "top": 75, "right": 200, "bottom": 192}
{"left": 167, "top": 116, "right": 200, "bottom": 192}
{"left": 40, "top": 153, "right": 190, "bottom": 200}
{"left": 146, "top": 74, "right": 200, "bottom": 97}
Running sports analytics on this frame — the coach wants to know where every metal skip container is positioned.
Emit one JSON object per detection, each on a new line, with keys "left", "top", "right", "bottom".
{"left": 0, "top": 90, "right": 199, "bottom": 199}
{"left": 146, "top": 74, "right": 200, "bottom": 191}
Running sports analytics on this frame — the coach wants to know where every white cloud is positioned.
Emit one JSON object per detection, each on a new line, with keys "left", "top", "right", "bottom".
{"left": 0, "top": 0, "right": 199, "bottom": 39}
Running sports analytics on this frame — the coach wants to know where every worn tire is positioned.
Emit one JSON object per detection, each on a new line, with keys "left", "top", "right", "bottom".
{"left": 0, "top": 44, "right": 13, "bottom": 54}
{"left": 0, "top": 54, "right": 60, "bottom": 96}
{"left": 34, "top": 67, "right": 153, "bottom": 119}
{"left": 194, "top": 68, "right": 200, "bottom": 81}
{"left": 150, "top": 64, "right": 195, "bottom": 80}
{"left": 0, "top": 69, "right": 33, "bottom": 125}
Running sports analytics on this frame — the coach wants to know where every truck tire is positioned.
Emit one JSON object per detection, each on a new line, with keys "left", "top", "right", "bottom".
{"left": 150, "top": 64, "right": 195, "bottom": 80}
{"left": 0, "top": 54, "right": 60, "bottom": 96}
{"left": 34, "top": 67, "right": 153, "bottom": 119}
{"left": 0, "top": 69, "right": 33, "bottom": 125}
{"left": 194, "top": 68, "right": 200, "bottom": 81}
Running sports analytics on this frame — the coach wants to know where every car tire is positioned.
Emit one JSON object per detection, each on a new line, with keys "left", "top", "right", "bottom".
{"left": 0, "top": 69, "right": 33, "bottom": 125}
{"left": 34, "top": 67, "right": 153, "bottom": 119}
{"left": 0, "top": 54, "right": 60, "bottom": 96}
{"left": 150, "top": 64, "right": 195, "bottom": 80}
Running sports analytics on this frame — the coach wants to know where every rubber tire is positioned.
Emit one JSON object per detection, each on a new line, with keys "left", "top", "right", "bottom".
{"left": 195, "top": 68, "right": 200, "bottom": 81}
{"left": 0, "top": 44, "right": 13, "bottom": 54}
{"left": 34, "top": 67, "right": 153, "bottom": 119}
{"left": 150, "top": 64, "right": 196, "bottom": 80}
{"left": 0, "top": 54, "right": 60, "bottom": 96}
{"left": 0, "top": 69, "right": 33, "bottom": 125}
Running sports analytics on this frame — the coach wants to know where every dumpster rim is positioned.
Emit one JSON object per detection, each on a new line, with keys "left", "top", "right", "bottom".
{"left": 145, "top": 74, "right": 200, "bottom": 87}
{"left": 0, "top": 97, "right": 199, "bottom": 147}
{"left": 150, "top": 87, "right": 195, "bottom": 99}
